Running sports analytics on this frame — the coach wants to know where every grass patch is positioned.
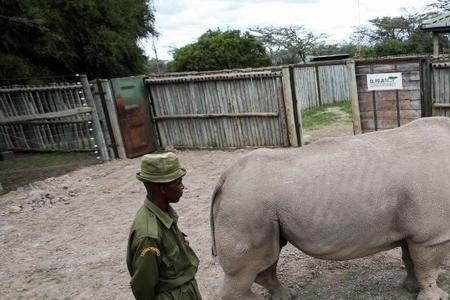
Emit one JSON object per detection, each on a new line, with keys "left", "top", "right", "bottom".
{"left": 0, "top": 152, "right": 100, "bottom": 193}
{"left": 302, "top": 101, "right": 352, "bottom": 129}
{"left": 333, "top": 100, "right": 353, "bottom": 115}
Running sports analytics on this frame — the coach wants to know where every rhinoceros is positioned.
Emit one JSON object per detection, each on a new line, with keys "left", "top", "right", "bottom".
{"left": 210, "top": 117, "right": 450, "bottom": 300}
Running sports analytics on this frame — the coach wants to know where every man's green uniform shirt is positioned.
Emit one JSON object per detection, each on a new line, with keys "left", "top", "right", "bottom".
{"left": 127, "top": 198, "right": 202, "bottom": 300}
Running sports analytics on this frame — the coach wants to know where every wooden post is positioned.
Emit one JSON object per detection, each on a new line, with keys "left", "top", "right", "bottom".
{"left": 282, "top": 67, "right": 302, "bottom": 146}
{"left": 346, "top": 60, "right": 362, "bottom": 135}
{"left": 314, "top": 65, "right": 322, "bottom": 106}
{"left": 80, "top": 75, "right": 110, "bottom": 161}
{"left": 91, "top": 81, "right": 113, "bottom": 158}
{"left": 421, "top": 58, "right": 433, "bottom": 117}
{"left": 433, "top": 33, "right": 440, "bottom": 58}
{"left": 100, "top": 80, "right": 127, "bottom": 159}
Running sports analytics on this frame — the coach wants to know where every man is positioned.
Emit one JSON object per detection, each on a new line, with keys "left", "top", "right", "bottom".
{"left": 127, "top": 152, "right": 202, "bottom": 300}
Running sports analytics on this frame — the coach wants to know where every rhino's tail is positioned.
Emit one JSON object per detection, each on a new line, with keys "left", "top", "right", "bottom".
{"left": 210, "top": 173, "right": 226, "bottom": 257}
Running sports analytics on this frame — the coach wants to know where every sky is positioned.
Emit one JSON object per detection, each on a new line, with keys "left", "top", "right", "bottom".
{"left": 145, "top": 0, "right": 433, "bottom": 61}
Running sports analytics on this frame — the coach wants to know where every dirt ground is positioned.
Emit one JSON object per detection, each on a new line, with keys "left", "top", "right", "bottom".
{"left": 1, "top": 125, "right": 450, "bottom": 300}
{"left": 0, "top": 152, "right": 100, "bottom": 193}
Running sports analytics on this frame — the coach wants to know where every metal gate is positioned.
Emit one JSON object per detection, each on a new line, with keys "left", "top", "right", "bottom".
{"left": 110, "top": 76, "right": 156, "bottom": 158}
{"left": 145, "top": 70, "right": 290, "bottom": 148}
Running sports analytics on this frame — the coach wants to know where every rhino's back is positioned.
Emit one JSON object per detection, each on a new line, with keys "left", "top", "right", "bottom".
{"left": 234, "top": 117, "right": 450, "bottom": 175}
{"left": 224, "top": 117, "right": 450, "bottom": 205}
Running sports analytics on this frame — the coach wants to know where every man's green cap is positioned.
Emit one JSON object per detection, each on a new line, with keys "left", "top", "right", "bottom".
{"left": 136, "top": 152, "right": 186, "bottom": 183}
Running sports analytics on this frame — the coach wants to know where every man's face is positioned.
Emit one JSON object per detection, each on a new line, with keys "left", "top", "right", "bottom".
{"left": 162, "top": 177, "right": 184, "bottom": 203}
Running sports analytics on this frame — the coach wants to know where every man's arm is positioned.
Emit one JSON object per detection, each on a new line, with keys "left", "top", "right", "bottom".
{"left": 130, "top": 237, "right": 161, "bottom": 300}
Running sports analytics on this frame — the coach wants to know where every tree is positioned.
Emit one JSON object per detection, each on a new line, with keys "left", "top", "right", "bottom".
{"left": 250, "top": 25, "right": 326, "bottom": 64}
{"left": 427, "top": 0, "right": 450, "bottom": 13}
{"left": 169, "top": 29, "right": 271, "bottom": 72}
{"left": 310, "top": 42, "right": 375, "bottom": 59}
{"left": 145, "top": 58, "right": 169, "bottom": 74}
{"left": 349, "top": 12, "right": 438, "bottom": 57}
{"left": 0, "top": 0, "right": 156, "bottom": 81}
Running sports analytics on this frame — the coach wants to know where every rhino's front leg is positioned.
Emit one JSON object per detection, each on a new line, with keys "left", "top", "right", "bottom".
{"left": 407, "top": 240, "right": 450, "bottom": 300}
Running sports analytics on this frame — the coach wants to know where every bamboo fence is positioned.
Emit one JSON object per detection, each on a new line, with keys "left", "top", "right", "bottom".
{"left": 0, "top": 76, "right": 109, "bottom": 160}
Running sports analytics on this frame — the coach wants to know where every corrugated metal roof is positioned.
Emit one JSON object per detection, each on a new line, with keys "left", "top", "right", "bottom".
{"left": 420, "top": 13, "right": 450, "bottom": 32}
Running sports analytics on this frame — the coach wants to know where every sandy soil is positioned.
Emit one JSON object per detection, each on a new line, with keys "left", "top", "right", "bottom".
{"left": 1, "top": 125, "right": 450, "bottom": 300}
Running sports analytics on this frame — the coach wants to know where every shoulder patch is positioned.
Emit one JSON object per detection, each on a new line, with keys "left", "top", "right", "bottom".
{"left": 140, "top": 246, "right": 160, "bottom": 257}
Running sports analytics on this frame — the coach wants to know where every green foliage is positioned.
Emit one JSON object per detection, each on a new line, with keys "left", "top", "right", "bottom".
{"left": 170, "top": 29, "right": 271, "bottom": 72}
{"left": 302, "top": 101, "right": 352, "bottom": 129}
{"left": 0, "top": 0, "right": 156, "bottom": 81}
{"left": 250, "top": 25, "right": 326, "bottom": 64}
{"left": 145, "top": 58, "right": 169, "bottom": 74}
{"left": 427, "top": 0, "right": 450, "bottom": 12}
{"left": 346, "top": 6, "right": 449, "bottom": 58}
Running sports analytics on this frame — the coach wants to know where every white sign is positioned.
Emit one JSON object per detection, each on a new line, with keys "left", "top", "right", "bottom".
{"left": 367, "top": 72, "right": 403, "bottom": 91}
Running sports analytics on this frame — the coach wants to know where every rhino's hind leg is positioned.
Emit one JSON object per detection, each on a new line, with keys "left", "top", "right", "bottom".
{"left": 407, "top": 240, "right": 450, "bottom": 300}
{"left": 401, "top": 241, "right": 420, "bottom": 293}
{"left": 220, "top": 271, "right": 263, "bottom": 300}
{"left": 255, "top": 261, "right": 293, "bottom": 300}
{"left": 216, "top": 221, "right": 282, "bottom": 299}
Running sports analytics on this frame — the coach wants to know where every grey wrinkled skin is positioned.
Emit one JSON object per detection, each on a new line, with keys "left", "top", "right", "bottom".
{"left": 210, "top": 117, "right": 450, "bottom": 300}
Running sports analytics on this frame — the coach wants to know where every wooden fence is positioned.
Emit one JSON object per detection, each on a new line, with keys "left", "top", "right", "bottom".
{"left": 355, "top": 57, "right": 424, "bottom": 133}
{"left": 431, "top": 58, "right": 450, "bottom": 117}
{"left": 292, "top": 61, "right": 350, "bottom": 109}
{"left": 145, "top": 69, "right": 294, "bottom": 148}
{"left": 3, "top": 56, "right": 438, "bottom": 156}
{"left": 0, "top": 75, "right": 110, "bottom": 160}
{"left": 143, "top": 62, "right": 354, "bottom": 149}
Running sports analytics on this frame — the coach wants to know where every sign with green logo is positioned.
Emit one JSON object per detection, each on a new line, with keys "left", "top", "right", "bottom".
{"left": 367, "top": 72, "right": 403, "bottom": 91}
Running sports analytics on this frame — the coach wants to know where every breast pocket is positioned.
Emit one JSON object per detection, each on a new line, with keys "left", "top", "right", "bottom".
{"left": 161, "top": 246, "right": 180, "bottom": 278}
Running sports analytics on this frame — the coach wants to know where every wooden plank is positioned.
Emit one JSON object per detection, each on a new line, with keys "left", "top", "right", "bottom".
{"left": 377, "top": 119, "right": 399, "bottom": 129}
{"left": 399, "top": 90, "right": 421, "bottom": 101}
{"left": 358, "top": 99, "right": 374, "bottom": 112}
{"left": 347, "top": 60, "right": 361, "bottom": 134}
{"left": 80, "top": 75, "right": 110, "bottom": 161}
{"left": 100, "top": 80, "right": 127, "bottom": 159}
{"left": 282, "top": 67, "right": 300, "bottom": 147}
{"left": 400, "top": 99, "right": 422, "bottom": 110}
{"left": 146, "top": 71, "right": 282, "bottom": 84}
{"left": 314, "top": 65, "right": 322, "bottom": 105}
{"left": 374, "top": 91, "right": 397, "bottom": 101}
{"left": 154, "top": 112, "right": 279, "bottom": 120}
{"left": 400, "top": 110, "right": 421, "bottom": 119}
{"left": 375, "top": 99, "right": 398, "bottom": 110}
{"left": 0, "top": 84, "right": 82, "bottom": 92}
{"left": 0, "top": 107, "right": 92, "bottom": 124}
{"left": 361, "top": 119, "right": 375, "bottom": 133}
{"left": 356, "top": 74, "right": 369, "bottom": 92}
{"left": 371, "top": 65, "right": 396, "bottom": 73}
{"left": 396, "top": 62, "right": 420, "bottom": 72}
{"left": 434, "top": 103, "right": 450, "bottom": 108}
{"left": 402, "top": 71, "right": 421, "bottom": 81}
{"left": 376, "top": 111, "right": 402, "bottom": 118}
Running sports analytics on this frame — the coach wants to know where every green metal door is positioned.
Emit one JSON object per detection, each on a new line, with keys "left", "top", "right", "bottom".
{"left": 111, "top": 76, "right": 156, "bottom": 158}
